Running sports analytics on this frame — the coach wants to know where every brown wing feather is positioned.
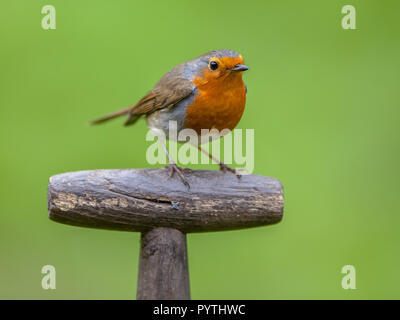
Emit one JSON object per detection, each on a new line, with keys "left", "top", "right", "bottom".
{"left": 124, "top": 75, "right": 194, "bottom": 126}
{"left": 90, "top": 62, "right": 194, "bottom": 127}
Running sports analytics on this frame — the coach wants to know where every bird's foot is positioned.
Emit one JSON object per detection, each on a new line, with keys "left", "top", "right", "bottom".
{"left": 165, "top": 164, "right": 191, "bottom": 189}
{"left": 219, "top": 163, "right": 241, "bottom": 180}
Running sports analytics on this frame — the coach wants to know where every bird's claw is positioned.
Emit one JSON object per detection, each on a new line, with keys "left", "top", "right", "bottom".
{"left": 165, "top": 164, "right": 191, "bottom": 189}
{"left": 219, "top": 163, "right": 241, "bottom": 180}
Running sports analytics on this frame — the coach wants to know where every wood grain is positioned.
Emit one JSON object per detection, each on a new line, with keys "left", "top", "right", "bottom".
{"left": 47, "top": 168, "right": 284, "bottom": 233}
{"left": 137, "top": 227, "right": 190, "bottom": 300}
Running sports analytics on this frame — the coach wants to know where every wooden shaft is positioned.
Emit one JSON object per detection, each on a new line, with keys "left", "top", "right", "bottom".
{"left": 137, "top": 227, "right": 190, "bottom": 300}
{"left": 47, "top": 168, "right": 284, "bottom": 300}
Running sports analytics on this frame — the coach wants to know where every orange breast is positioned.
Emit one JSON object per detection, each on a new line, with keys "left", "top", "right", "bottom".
{"left": 183, "top": 73, "right": 246, "bottom": 134}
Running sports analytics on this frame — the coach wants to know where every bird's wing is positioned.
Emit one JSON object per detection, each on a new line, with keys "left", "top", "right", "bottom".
{"left": 90, "top": 64, "right": 195, "bottom": 127}
{"left": 124, "top": 73, "right": 195, "bottom": 126}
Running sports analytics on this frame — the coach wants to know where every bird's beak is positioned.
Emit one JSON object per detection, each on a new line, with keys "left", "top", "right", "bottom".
{"left": 230, "top": 64, "right": 249, "bottom": 72}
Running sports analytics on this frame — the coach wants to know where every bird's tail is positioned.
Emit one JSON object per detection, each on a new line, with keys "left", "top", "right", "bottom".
{"left": 89, "top": 106, "right": 132, "bottom": 125}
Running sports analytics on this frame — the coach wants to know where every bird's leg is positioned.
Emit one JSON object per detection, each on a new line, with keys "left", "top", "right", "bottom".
{"left": 159, "top": 139, "right": 190, "bottom": 189}
{"left": 197, "top": 145, "right": 241, "bottom": 180}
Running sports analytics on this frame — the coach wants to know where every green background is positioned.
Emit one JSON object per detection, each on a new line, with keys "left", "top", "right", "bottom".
{"left": 1, "top": 0, "right": 399, "bottom": 299}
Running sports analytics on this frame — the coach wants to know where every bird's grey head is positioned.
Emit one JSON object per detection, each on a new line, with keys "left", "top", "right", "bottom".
{"left": 181, "top": 49, "right": 244, "bottom": 80}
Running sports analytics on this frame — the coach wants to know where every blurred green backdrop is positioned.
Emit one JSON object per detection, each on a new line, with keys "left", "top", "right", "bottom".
{"left": 1, "top": 0, "right": 399, "bottom": 299}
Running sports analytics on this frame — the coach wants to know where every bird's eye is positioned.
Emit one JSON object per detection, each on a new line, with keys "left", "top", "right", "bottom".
{"left": 209, "top": 61, "right": 219, "bottom": 71}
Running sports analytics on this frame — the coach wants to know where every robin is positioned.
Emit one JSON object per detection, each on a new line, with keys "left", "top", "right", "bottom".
{"left": 91, "top": 49, "right": 249, "bottom": 188}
